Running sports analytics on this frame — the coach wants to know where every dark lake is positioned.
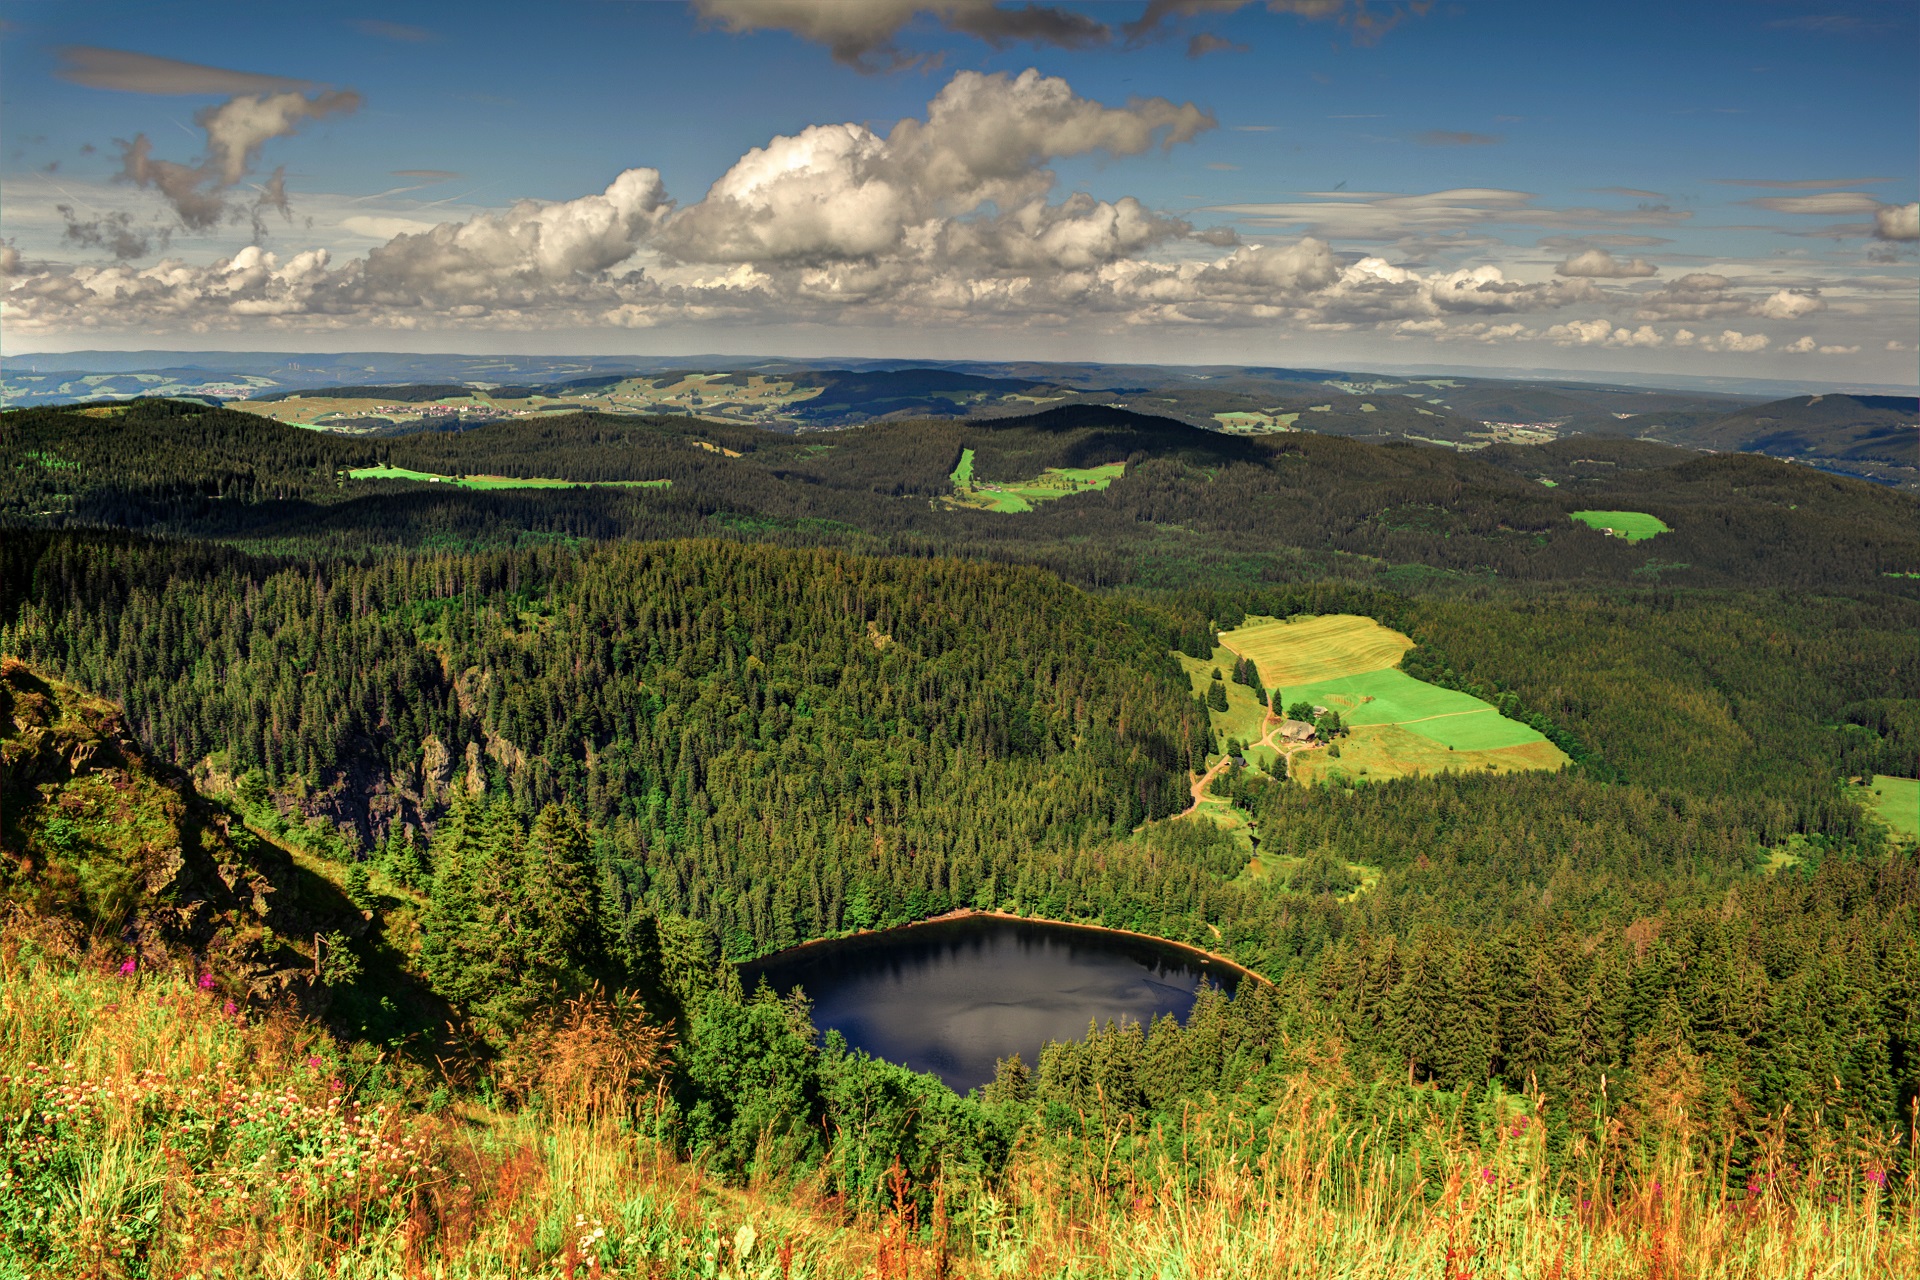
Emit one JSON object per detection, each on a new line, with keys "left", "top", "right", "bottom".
{"left": 739, "top": 915, "right": 1242, "bottom": 1093}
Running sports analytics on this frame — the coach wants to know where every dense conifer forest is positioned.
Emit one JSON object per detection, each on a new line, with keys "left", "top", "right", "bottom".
{"left": 3, "top": 396, "right": 1918, "bottom": 1274}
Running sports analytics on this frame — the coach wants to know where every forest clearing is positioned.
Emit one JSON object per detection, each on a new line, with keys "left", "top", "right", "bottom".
{"left": 1208, "top": 614, "right": 1569, "bottom": 786}
{"left": 1218, "top": 613, "right": 1414, "bottom": 686}
{"left": 947, "top": 447, "right": 1126, "bottom": 512}
{"left": 346, "top": 466, "right": 670, "bottom": 490}
{"left": 1571, "top": 510, "right": 1672, "bottom": 542}
{"left": 1861, "top": 774, "right": 1920, "bottom": 840}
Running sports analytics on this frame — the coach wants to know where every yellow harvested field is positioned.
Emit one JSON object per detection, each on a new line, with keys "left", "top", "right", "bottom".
{"left": 1218, "top": 614, "right": 1414, "bottom": 687}
{"left": 1290, "top": 722, "right": 1568, "bottom": 787}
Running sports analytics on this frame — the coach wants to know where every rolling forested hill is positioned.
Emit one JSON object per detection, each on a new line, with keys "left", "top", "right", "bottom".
{"left": 7, "top": 397, "right": 1917, "bottom": 589}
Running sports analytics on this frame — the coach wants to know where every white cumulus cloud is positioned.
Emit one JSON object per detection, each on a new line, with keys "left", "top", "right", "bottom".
{"left": 658, "top": 69, "right": 1212, "bottom": 265}
{"left": 0, "top": 67, "right": 1780, "bottom": 356}
{"left": 1544, "top": 318, "right": 1665, "bottom": 348}
{"left": 1874, "top": 202, "right": 1919, "bottom": 241}
{"left": 1752, "top": 289, "right": 1824, "bottom": 320}
{"left": 1554, "top": 247, "right": 1656, "bottom": 278}
{"left": 1783, "top": 336, "right": 1861, "bottom": 354}
{"left": 1673, "top": 328, "right": 1770, "bottom": 353}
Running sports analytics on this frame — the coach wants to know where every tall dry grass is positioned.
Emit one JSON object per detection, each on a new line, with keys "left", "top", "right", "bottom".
{"left": 971, "top": 1082, "right": 1918, "bottom": 1279}
{"left": 0, "top": 931, "right": 885, "bottom": 1279}
{"left": 3, "top": 927, "right": 1913, "bottom": 1278}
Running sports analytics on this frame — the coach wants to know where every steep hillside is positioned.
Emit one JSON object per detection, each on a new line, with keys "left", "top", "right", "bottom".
{"left": 0, "top": 659, "right": 350, "bottom": 997}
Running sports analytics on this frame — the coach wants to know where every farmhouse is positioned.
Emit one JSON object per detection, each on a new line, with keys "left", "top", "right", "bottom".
{"left": 1279, "top": 719, "right": 1318, "bottom": 744}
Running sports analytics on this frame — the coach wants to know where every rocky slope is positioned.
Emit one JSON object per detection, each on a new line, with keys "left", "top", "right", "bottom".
{"left": 0, "top": 658, "right": 361, "bottom": 1000}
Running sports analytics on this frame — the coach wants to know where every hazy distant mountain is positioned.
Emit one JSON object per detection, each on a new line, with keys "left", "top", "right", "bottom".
{"left": 6, "top": 350, "right": 1912, "bottom": 487}
{"left": 1587, "top": 394, "right": 1919, "bottom": 490}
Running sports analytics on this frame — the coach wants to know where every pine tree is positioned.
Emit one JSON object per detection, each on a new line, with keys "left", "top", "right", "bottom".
{"left": 344, "top": 861, "right": 374, "bottom": 910}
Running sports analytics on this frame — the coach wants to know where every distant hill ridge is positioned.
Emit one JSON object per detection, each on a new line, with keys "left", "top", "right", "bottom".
{"left": 1593, "top": 392, "right": 1918, "bottom": 489}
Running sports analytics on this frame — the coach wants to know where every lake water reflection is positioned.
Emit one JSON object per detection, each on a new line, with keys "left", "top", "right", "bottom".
{"left": 740, "top": 915, "right": 1241, "bottom": 1092}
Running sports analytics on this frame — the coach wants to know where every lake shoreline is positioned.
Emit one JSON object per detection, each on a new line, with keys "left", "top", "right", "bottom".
{"left": 738, "top": 907, "right": 1270, "bottom": 987}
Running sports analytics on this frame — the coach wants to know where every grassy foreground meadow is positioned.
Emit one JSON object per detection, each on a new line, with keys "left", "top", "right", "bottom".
{"left": 5, "top": 930, "right": 1915, "bottom": 1279}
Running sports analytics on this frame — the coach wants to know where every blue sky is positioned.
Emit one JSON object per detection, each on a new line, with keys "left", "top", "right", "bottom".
{"left": 2, "top": 1, "right": 1914, "bottom": 383}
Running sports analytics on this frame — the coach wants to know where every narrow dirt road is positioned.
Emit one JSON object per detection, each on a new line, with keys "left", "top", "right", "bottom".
{"left": 1183, "top": 702, "right": 1314, "bottom": 817}
{"left": 1180, "top": 755, "right": 1232, "bottom": 817}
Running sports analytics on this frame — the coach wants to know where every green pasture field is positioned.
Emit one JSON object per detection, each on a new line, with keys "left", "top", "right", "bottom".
{"left": 1197, "top": 613, "right": 1566, "bottom": 784}
{"left": 949, "top": 447, "right": 1124, "bottom": 513}
{"left": 1288, "top": 667, "right": 1547, "bottom": 751}
{"left": 1571, "top": 510, "right": 1670, "bottom": 542}
{"left": 1177, "top": 648, "right": 1269, "bottom": 749}
{"left": 1859, "top": 775, "right": 1919, "bottom": 840}
{"left": 347, "top": 466, "right": 669, "bottom": 491}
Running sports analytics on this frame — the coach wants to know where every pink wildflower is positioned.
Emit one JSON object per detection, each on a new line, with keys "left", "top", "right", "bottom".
{"left": 1866, "top": 1169, "right": 1888, "bottom": 1188}
{"left": 223, "top": 1000, "right": 238, "bottom": 1015}
{"left": 1477, "top": 1166, "right": 1497, "bottom": 1186}
{"left": 118, "top": 958, "right": 137, "bottom": 976}
{"left": 308, "top": 1057, "right": 323, "bottom": 1069}
{"left": 198, "top": 973, "right": 216, "bottom": 990}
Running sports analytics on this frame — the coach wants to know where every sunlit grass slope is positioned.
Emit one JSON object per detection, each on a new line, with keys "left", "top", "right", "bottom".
{"left": 1218, "top": 613, "right": 1414, "bottom": 687}
{"left": 947, "top": 447, "right": 1125, "bottom": 513}
{"left": 0, "top": 934, "right": 892, "bottom": 1280}
{"left": 1218, "top": 614, "right": 1570, "bottom": 785}
{"left": 1861, "top": 774, "right": 1920, "bottom": 840}
{"left": 1571, "top": 509, "right": 1671, "bottom": 542}
{"left": 6, "top": 931, "right": 1913, "bottom": 1279}
{"left": 1289, "top": 668, "right": 1546, "bottom": 750}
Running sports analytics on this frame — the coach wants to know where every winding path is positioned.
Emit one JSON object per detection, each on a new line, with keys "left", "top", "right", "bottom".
{"left": 1181, "top": 703, "right": 1320, "bottom": 816}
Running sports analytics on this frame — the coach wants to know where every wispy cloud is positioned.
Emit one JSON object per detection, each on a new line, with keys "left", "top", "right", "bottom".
{"left": 1745, "top": 192, "right": 1884, "bottom": 215}
{"left": 56, "top": 46, "right": 314, "bottom": 96}
{"left": 1124, "top": 1, "right": 1423, "bottom": 47}
{"left": 1187, "top": 32, "right": 1247, "bottom": 56}
{"left": 1713, "top": 176, "right": 1894, "bottom": 189}
{"left": 354, "top": 19, "right": 436, "bottom": 43}
{"left": 695, "top": 0, "right": 1111, "bottom": 71}
{"left": 1414, "top": 130, "right": 1500, "bottom": 146}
